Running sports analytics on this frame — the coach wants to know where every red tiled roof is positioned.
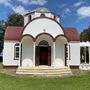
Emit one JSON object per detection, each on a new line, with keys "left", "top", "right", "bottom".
{"left": 4, "top": 26, "right": 23, "bottom": 41}
{"left": 4, "top": 26, "right": 80, "bottom": 41}
{"left": 63, "top": 28, "right": 80, "bottom": 41}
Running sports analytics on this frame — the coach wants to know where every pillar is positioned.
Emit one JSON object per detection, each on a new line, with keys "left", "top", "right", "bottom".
{"left": 33, "top": 42, "right": 35, "bottom": 67}
{"left": 53, "top": 42, "right": 55, "bottom": 66}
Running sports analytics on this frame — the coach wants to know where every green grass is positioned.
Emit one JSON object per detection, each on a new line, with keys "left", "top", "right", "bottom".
{"left": 0, "top": 72, "right": 90, "bottom": 90}
{"left": 0, "top": 63, "right": 90, "bottom": 90}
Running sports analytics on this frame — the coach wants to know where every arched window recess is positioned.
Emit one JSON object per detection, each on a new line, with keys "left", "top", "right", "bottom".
{"left": 38, "top": 40, "right": 49, "bottom": 47}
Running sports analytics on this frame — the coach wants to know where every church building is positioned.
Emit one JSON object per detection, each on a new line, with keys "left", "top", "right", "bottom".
{"left": 3, "top": 8, "right": 89, "bottom": 75}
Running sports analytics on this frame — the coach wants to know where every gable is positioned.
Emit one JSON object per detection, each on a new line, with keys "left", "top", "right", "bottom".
{"left": 23, "top": 17, "right": 64, "bottom": 38}
{"left": 4, "top": 26, "right": 79, "bottom": 41}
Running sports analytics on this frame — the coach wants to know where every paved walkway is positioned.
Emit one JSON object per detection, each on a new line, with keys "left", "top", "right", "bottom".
{"left": 0, "top": 69, "right": 17, "bottom": 76}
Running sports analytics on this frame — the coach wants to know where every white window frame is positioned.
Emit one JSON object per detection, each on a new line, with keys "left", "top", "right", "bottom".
{"left": 14, "top": 43, "right": 20, "bottom": 60}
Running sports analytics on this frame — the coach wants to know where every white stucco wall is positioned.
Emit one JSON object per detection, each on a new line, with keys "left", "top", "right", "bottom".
{"left": 80, "top": 42, "right": 90, "bottom": 46}
{"left": 35, "top": 35, "right": 53, "bottom": 46}
{"left": 34, "top": 13, "right": 60, "bottom": 22}
{"left": 53, "top": 37, "right": 67, "bottom": 67}
{"left": 69, "top": 42, "right": 80, "bottom": 66}
{"left": 22, "top": 37, "right": 33, "bottom": 67}
{"left": 3, "top": 41, "right": 19, "bottom": 66}
{"left": 24, "top": 12, "right": 60, "bottom": 26}
{"left": 23, "top": 18, "right": 64, "bottom": 38}
{"left": 24, "top": 15, "right": 29, "bottom": 26}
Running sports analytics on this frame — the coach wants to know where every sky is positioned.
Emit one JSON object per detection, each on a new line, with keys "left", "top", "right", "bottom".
{"left": 0, "top": 0, "right": 90, "bottom": 33}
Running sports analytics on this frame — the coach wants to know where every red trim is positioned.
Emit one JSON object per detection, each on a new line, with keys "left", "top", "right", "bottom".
{"left": 55, "top": 35, "right": 68, "bottom": 42}
{"left": 21, "top": 34, "right": 34, "bottom": 41}
{"left": 65, "top": 44, "right": 68, "bottom": 66}
{"left": 3, "top": 66, "right": 18, "bottom": 68}
{"left": 35, "top": 32, "right": 55, "bottom": 41}
{"left": 70, "top": 65, "right": 79, "bottom": 69}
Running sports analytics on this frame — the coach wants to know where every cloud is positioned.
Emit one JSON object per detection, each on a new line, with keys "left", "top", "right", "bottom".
{"left": 74, "top": 1, "right": 86, "bottom": 7}
{"left": 64, "top": 8, "right": 71, "bottom": 14}
{"left": 12, "top": 5, "right": 28, "bottom": 15}
{"left": 61, "top": 8, "right": 71, "bottom": 18}
{"left": 0, "top": 0, "right": 12, "bottom": 7}
{"left": 77, "top": 6, "right": 90, "bottom": 18}
{"left": 0, "top": 0, "right": 27, "bottom": 15}
{"left": 18, "top": 0, "right": 48, "bottom": 6}
{"left": 58, "top": 4, "right": 67, "bottom": 9}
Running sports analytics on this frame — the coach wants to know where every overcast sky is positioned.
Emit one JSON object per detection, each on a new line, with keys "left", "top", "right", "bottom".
{"left": 0, "top": 0, "right": 90, "bottom": 32}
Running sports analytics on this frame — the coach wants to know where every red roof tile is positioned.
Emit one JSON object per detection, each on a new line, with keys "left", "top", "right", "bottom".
{"left": 63, "top": 28, "right": 80, "bottom": 41}
{"left": 4, "top": 26, "right": 23, "bottom": 41}
{"left": 4, "top": 26, "right": 80, "bottom": 41}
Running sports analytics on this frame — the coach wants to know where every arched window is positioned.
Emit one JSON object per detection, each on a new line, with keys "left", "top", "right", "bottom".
{"left": 14, "top": 43, "right": 20, "bottom": 60}
{"left": 53, "top": 15, "right": 56, "bottom": 20}
{"left": 39, "top": 40, "right": 49, "bottom": 46}
{"left": 29, "top": 15, "right": 32, "bottom": 21}
{"left": 40, "top": 14, "right": 45, "bottom": 17}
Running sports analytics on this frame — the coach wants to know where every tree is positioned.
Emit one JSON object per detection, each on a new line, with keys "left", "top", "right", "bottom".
{"left": 6, "top": 13, "right": 24, "bottom": 26}
{"left": 0, "top": 20, "right": 6, "bottom": 53}
{"left": 0, "top": 14, "right": 24, "bottom": 53}
{"left": 80, "top": 26, "right": 90, "bottom": 41}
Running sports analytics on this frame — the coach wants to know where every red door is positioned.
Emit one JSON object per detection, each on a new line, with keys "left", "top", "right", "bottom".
{"left": 35, "top": 46, "right": 51, "bottom": 66}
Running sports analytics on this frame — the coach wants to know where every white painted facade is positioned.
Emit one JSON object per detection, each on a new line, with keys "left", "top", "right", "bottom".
{"left": 69, "top": 42, "right": 80, "bottom": 65}
{"left": 3, "top": 41, "right": 19, "bottom": 66}
{"left": 4, "top": 8, "right": 88, "bottom": 70}
{"left": 23, "top": 18, "right": 64, "bottom": 38}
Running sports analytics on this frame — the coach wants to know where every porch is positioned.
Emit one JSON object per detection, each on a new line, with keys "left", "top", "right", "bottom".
{"left": 19, "top": 33, "right": 69, "bottom": 68}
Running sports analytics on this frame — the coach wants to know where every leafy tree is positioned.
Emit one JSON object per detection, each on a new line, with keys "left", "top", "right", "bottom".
{"left": 0, "top": 20, "right": 6, "bottom": 53}
{"left": 0, "top": 14, "right": 24, "bottom": 54}
{"left": 80, "top": 26, "right": 90, "bottom": 41}
{"left": 6, "top": 13, "right": 24, "bottom": 26}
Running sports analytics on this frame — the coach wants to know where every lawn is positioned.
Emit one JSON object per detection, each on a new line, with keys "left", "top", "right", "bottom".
{"left": 0, "top": 71, "right": 90, "bottom": 90}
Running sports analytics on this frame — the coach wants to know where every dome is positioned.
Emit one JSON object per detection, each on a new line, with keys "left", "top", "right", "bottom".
{"left": 31, "top": 7, "right": 50, "bottom": 13}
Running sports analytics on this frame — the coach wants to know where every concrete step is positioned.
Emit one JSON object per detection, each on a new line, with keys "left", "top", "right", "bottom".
{"left": 16, "top": 66, "right": 72, "bottom": 76}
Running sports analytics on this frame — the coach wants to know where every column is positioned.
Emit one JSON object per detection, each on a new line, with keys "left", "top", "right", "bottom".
{"left": 33, "top": 42, "right": 35, "bottom": 67}
{"left": 53, "top": 42, "right": 55, "bottom": 66}
{"left": 89, "top": 47, "right": 90, "bottom": 64}
{"left": 19, "top": 43, "right": 22, "bottom": 67}
{"left": 67, "top": 44, "right": 70, "bottom": 67}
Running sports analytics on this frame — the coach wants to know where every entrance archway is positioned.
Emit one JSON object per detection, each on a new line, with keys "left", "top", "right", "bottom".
{"left": 35, "top": 40, "right": 51, "bottom": 66}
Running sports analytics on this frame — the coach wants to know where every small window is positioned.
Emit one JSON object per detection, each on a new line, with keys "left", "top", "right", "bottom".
{"left": 80, "top": 47, "right": 89, "bottom": 63}
{"left": 14, "top": 43, "right": 20, "bottom": 60}
{"left": 54, "top": 15, "right": 56, "bottom": 20}
{"left": 40, "top": 14, "right": 45, "bottom": 17}
{"left": 29, "top": 15, "right": 32, "bottom": 21}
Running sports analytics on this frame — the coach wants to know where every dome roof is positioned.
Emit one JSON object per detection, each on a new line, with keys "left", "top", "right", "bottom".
{"left": 24, "top": 7, "right": 59, "bottom": 17}
{"left": 33, "top": 7, "right": 50, "bottom": 13}
{"left": 24, "top": 7, "right": 51, "bottom": 16}
{"left": 30, "top": 7, "right": 50, "bottom": 13}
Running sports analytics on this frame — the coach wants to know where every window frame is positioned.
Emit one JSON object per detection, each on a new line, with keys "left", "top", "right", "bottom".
{"left": 14, "top": 43, "right": 20, "bottom": 60}
{"left": 80, "top": 46, "right": 89, "bottom": 64}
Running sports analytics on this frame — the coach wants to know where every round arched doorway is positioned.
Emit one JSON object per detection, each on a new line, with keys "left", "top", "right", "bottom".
{"left": 35, "top": 40, "right": 51, "bottom": 66}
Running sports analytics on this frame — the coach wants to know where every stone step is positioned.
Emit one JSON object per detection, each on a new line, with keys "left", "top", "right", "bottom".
{"left": 16, "top": 66, "right": 72, "bottom": 76}
{"left": 16, "top": 69, "right": 71, "bottom": 72}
